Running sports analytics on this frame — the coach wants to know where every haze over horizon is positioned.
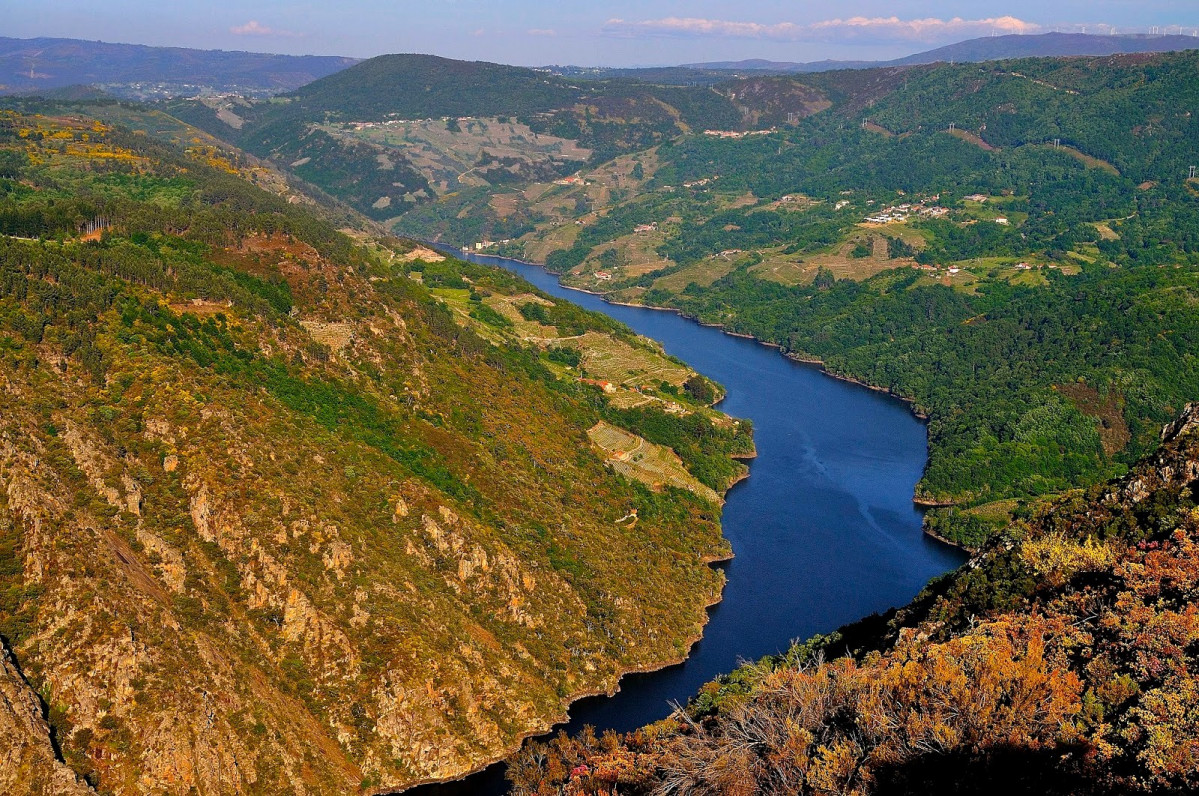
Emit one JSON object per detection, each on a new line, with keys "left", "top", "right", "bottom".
{"left": 7, "top": 1, "right": 1199, "bottom": 67}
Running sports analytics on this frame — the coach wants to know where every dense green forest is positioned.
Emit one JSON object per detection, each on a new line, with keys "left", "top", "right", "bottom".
{"left": 505, "top": 51, "right": 1199, "bottom": 544}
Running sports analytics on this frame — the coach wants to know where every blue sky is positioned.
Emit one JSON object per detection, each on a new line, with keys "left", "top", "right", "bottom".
{"left": 7, "top": 1, "right": 1199, "bottom": 66}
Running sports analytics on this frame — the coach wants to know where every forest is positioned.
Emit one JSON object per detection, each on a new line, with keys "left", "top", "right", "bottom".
{"left": 508, "top": 51, "right": 1199, "bottom": 544}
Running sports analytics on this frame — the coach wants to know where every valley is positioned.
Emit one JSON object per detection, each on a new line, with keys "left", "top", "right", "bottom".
{"left": 203, "top": 49, "right": 1199, "bottom": 551}
{"left": 4, "top": 24, "right": 1199, "bottom": 796}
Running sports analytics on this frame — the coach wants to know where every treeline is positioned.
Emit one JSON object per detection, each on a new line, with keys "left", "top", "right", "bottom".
{"left": 654, "top": 261, "right": 1199, "bottom": 512}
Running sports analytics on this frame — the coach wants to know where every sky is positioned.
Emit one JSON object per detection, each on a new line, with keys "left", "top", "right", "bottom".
{"left": 6, "top": 1, "right": 1199, "bottom": 66}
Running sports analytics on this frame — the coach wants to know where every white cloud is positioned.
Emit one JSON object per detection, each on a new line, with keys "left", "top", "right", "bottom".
{"left": 604, "top": 18, "right": 804, "bottom": 40}
{"left": 808, "top": 16, "right": 1040, "bottom": 40}
{"left": 230, "top": 20, "right": 299, "bottom": 37}
{"left": 603, "top": 15, "right": 1042, "bottom": 44}
{"left": 527, "top": 28, "right": 557, "bottom": 37}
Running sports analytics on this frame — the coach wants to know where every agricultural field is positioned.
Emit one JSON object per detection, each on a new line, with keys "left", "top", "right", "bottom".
{"left": 335, "top": 116, "right": 591, "bottom": 194}
{"left": 587, "top": 422, "right": 721, "bottom": 504}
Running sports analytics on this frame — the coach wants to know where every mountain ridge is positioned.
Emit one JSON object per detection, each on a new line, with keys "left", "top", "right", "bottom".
{"left": 0, "top": 36, "right": 360, "bottom": 99}
{"left": 682, "top": 32, "right": 1199, "bottom": 74}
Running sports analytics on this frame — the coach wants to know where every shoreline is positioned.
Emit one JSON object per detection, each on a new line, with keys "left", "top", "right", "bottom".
{"left": 460, "top": 251, "right": 935, "bottom": 439}
{"left": 405, "top": 243, "right": 948, "bottom": 794}
{"left": 391, "top": 535, "right": 734, "bottom": 796}
{"left": 912, "top": 496, "right": 957, "bottom": 508}
{"left": 398, "top": 243, "right": 752, "bottom": 795}
{"left": 921, "top": 525, "right": 975, "bottom": 552}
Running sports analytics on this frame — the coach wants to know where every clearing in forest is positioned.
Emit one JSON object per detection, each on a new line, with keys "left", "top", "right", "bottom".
{"left": 587, "top": 421, "right": 719, "bottom": 503}
{"left": 575, "top": 332, "right": 690, "bottom": 389}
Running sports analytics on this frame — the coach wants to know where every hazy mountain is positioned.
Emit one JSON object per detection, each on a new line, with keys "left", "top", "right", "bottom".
{"left": 677, "top": 57, "right": 874, "bottom": 73}
{"left": 685, "top": 32, "right": 1199, "bottom": 74}
{"left": 0, "top": 36, "right": 359, "bottom": 98}
{"left": 889, "top": 31, "right": 1199, "bottom": 65}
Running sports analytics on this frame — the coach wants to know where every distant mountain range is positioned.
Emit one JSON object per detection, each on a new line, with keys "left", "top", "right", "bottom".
{"left": 683, "top": 32, "right": 1199, "bottom": 74}
{"left": 4, "top": 31, "right": 1199, "bottom": 101}
{"left": 0, "top": 36, "right": 359, "bottom": 99}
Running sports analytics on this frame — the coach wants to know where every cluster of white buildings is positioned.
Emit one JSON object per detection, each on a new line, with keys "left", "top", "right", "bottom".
{"left": 464, "top": 239, "right": 513, "bottom": 251}
{"left": 702, "top": 129, "right": 775, "bottom": 139}
{"left": 863, "top": 201, "right": 949, "bottom": 225}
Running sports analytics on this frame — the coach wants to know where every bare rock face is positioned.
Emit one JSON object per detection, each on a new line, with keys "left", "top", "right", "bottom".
{"left": 1117, "top": 403, "right": 1199, "bottom": 504}
{"left": 0, "top": 644, "right": 94, "bottom": 796}
{"left": 1161, "top": 402, "right": 1199, "bottom": 442}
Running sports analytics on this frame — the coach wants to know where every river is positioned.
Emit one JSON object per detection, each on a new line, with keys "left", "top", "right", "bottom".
{"left": 402, "top": 252, "right": 966, "bottom": 794}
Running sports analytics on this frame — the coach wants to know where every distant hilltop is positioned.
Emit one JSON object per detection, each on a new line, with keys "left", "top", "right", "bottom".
{"left": 681, "top": 32, "right": 1199, "bottom": 74}
{"left": 5, "top": 31, "right": 1199, "bottom": 100}
{"left": 0, "top": 36, "right": 360, "bottom": 99}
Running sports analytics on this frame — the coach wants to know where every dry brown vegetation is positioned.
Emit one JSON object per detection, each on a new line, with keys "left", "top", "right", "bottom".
{"left": 1056, "top": 382, "right": 1132, "bottom": 456}
{"left": 509, "top": 409, "right": 1199, "bottom": 795}
{"left": 0, "top": 110, "right": 738, "bottom": 795}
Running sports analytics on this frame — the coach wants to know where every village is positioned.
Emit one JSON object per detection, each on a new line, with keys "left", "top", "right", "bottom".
{"left": 463, "top": 238, "right": 513, "bottom": 251}
{"left": 863, "top": 196, "right": 951, "bottom": 224}
{"left": 702, "top": 128, "right": 777, "bottom": 138}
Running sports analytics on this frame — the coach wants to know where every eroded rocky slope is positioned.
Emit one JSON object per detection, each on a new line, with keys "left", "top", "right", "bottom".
{"left": 0, "top": 108, "right": 744, "bottom": 794}
{"left": 512, "top": 404, "right": 1199, "bottom": 794}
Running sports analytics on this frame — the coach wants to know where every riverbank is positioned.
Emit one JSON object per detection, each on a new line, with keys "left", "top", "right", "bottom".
{"left": 411, "top": 245, "right": 964, "bottom": 796}
{"left": 396, "top": 499, "right": 739, "bottom": 796}
{"left": 455, "top": 251, "right": 961, "bottom": 542}
{"left": 453, "top": 251, "right": 972, "bottom": 549}
{"left": 444, "top": 246, "right": 934, "bottom": 428}
{"left": 455, "top": 249, "right": 936, "bottom": 460}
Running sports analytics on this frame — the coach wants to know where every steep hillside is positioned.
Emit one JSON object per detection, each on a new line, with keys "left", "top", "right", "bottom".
{"left": 166, "top": 56, "right": 745, "bottom": 221}
{"left": 511, "top": 404, "right": 1199, "bottom": 794}
{"left": 0, "top": 37, "right": 358, "bottom": 99}
{"left": 0, "top": 107, "right": 750, "bottom": 794}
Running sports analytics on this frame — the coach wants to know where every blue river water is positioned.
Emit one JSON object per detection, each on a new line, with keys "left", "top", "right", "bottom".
{"left": 401, "top": 252, "right": 965, "bottom": 794}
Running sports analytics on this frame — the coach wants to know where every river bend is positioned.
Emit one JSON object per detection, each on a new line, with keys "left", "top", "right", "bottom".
{"left": 404, "top": 252, "right": 966, "bottom": 794}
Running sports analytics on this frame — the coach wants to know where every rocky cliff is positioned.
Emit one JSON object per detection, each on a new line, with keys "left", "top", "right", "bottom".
{"left": 0, "top": 108, "right": 742, "bottom": 794}
{"left": 511, "top": 403, "right": 1199, "bottom": 794}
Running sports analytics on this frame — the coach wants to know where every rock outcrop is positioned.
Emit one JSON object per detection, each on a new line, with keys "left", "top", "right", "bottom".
{"left": 0, "top": 643, "right": 94, "bottom": 796}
